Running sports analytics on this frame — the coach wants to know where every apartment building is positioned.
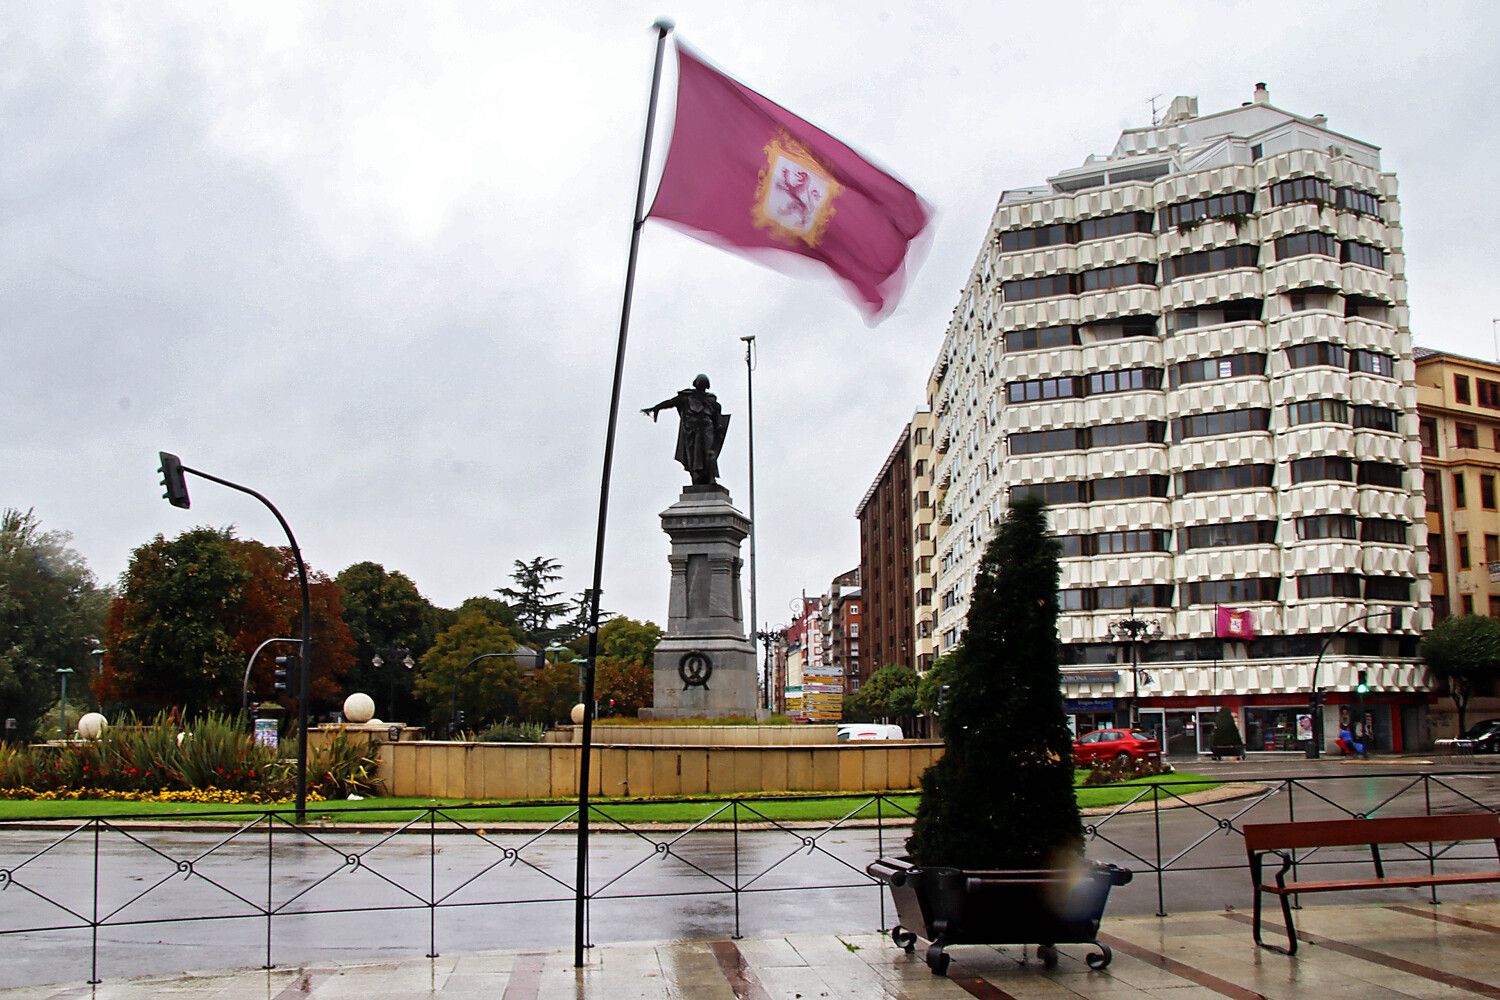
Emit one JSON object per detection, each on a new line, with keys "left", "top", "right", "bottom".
{"left": 925, "top": 84, "right": 1431, "bottom": 754}
{"left": 856, "top": 427, "right": 914, "bottom": 680}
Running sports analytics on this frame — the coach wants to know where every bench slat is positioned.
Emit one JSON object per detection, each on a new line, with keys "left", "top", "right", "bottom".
{"left": 1261, "top": 871, "right": 1500, "bottom": 894}
{"left": 1244, "top": 813, "right": 1500, "bottom": 852}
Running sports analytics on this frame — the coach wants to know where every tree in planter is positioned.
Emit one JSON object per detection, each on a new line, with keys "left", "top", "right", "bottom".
{"left": 1421, "top": 614, "right": 1500, "bottom": 735}
{"left": 908, "top": 496, "right": 1081, "bottom": 870}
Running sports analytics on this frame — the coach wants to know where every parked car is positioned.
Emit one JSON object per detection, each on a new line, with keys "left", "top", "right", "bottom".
{"left": 1436, "top": 718, "right": 1500, "bottom": 754}
{"left": 837, "top": 723, "right": 904, "bottom": 741}
{"left": 1072, "top": 728, "right": 1161, "bottom": 766}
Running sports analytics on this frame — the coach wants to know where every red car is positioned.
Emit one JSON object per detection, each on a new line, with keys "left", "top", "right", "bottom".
{"left": 1073, "top": 728, "right": 1161, "bottom": 766}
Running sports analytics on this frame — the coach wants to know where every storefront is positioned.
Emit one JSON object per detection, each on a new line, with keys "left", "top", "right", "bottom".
{"left": 1243, "top": 705, "right": 1314, "bottom": 753}
{"left": 1064, "top": 698, "right": 1116, "bottom": 737}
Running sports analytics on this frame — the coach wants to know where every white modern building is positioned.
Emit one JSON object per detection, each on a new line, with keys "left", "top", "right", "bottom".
{"left": 928, "top": 84, "right": 1432, "bottom": 754}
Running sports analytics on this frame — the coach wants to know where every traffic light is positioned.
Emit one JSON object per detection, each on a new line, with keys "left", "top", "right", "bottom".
{"left": 601, "top": 698, "right": 618, "bottom": 718}
{"left": 1355, "top": 669, "right": 1370, "bottom": 695}
{"left": 158, "top": 452, "right": 191, "bottom": 509}
{"left": 274, "top": 654, "right": 297, "bottom": 692}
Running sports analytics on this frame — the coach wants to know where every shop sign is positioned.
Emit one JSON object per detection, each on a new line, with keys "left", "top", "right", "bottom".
{"left": 1066, "top": 698, "right": 1116, "bottom": 711}
{"left": 1060, "top": 671, "right": 1120, "bottom": 686}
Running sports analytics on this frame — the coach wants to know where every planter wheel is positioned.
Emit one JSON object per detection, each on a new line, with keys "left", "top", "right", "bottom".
{"left": 925, "top": 945, "right": 951, "bottom": 976}
{"left": 891, "top": 926, "right": 917, "bottom": 953}
{"left": 1037, "top": 944, "right": 1059, "bottom": 969}
{"left": 1086, "top": 942, "right": 1113, "bottom": 970}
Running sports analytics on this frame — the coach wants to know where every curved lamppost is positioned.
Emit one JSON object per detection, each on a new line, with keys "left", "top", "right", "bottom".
{"left": 1109, "top": 608, "right": 1163, "bottom": 731}
{"left": 450, "top": 648, "right": 544, "bottom": 738}
{"left": 1306, "top": 607, "right": 1403, "bottom": 759}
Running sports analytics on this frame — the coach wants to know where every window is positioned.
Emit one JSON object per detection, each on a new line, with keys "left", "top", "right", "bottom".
{"left": 1087, "top": 316, "right": 1158, "bottom": 341}
{"left": 1175, "top": 409, "right": 1271, "bottom": 438}
{"left": 1348, "top": 350, "right": 1395, "bottom": 377}
{"left": 1456, "top": 374, "right": 1472, "bottom": 404}
{"left": 1341, "top": 241, "right": 1386, "bottom": 269}
{"left": 1285, "top": 342, "right": 1348, "bottom": 369}
{"left": 1087, "top": 367, "right": 1162, "bottom": 395}
{"left": 1296, "top": 574, "right": 1362, "bottom": 599}
{"left": 1335, "top": 186, "right": 1381, "bottom": 216}
{"left": 1296, "top": 515, "right": 1358, "bottom": 541}
{"left": 1173, "top": 353, "right": 1266, "bottom": 386}
{"left": 1090, "top": 475, "right": 1170, "bottom": 501}
{"left": 1459, "top": 533, "right": 1471, "bottom": 569}
{"left": 1480, "top": 379, "right": 1500, "bottom": 410}
{"left": 1424, "top": 470, "right": 1442, "bottom": 511}
{"left": 1485, "top": 475, "right": 1497, "bottom": 510}
{"left": 1419, "top": 419, "right": 1439, "bottom": 455}
{"left": 1056, "top": 535, "right": 1087, "bottom": 558}
{"left": 1158, "top": 191, "right": 1255, "bottom": 229}
{"left": 1078, "top": 263, "right": 1157, "bottom": 292}
{"left": 849, "top": 623, "right": 859, "bottom": 637}
{"left": 1361, "top": 519, "right": 1407, "bottom": 544}
{"left": 1163, "top": 244, "right": 1258, "bottom": 281}
{"left": 1180, "top": 464, "right": 1274, "bottom": 494}
{"left": 1089, "top": 421, "right": 1166, "bottom": 448}
{"left": 1169, "top": 299, "right": 1262, "bottom": 332}
{"left": 1058, "top": 588, "right": 1091, "bottom": 611}
{"left": 1009, "top": 428, "right": 1086, "bottom": 456}
{"left": 1457, "top": 423, "right": 1479, "bottom": 449}
{"left": 1429, "top": 532, "right": 1445, "bottom": 571}
{"left": 1003, "top": 274, "right": 1075, "bottom": 302}
{"left": 1357, "top": 462, "right": 1405, "bottom": 488}
{"left": 1488, "top": 535, "right": 1500, "bottom": 564}
{"left": 1004, "top": 325, "right": 1079, "bottom": 352}
{"left": 1185, "top": 579, "right": 1280, "bottom": 604}
{"left": 1464, "top": 595, "right": 1475, "bottom": 616}
{"left": 1352, "top": 406, "right": 1399, "bottom": 432}
{"left": 1007, "top": 376, "right": 1082, "bottom": 403}
{"left": 1288, "top": 399, "right": 1349, "bottom": 426}
{"left": 1182, "top": 521, "right": 1277, "bottom": 549}
{"left": 1000, "top": 223, "right": 1074, "bottom": 253}
{"left": 1455, "top": 472, "right": 1468, "bottom": 508}
{"left": 1093, "top": 530, "right": 1171, "bottom": 554}
{"left": 1093, "top": 585, "right": 1174, "bottom": 610}
{"left": 1078, "top": 212, "right": 1153, "bottom": 241}
{"left": 1274, "top": 232, "right": 1338, "bottom": 260}
{"left": 1270, "top": 176, "right": 1332, "bottom": 207}
{"left": 1291, "top": 456, "right": 1354, "bottom": 484}
{"left": 1010, "top": 481, "right": 1087, "bottom": 505}
{"left": 1364, "top": 577, "right": 1413, "bottom": 601}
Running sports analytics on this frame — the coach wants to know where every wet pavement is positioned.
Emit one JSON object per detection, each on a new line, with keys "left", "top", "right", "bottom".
{"left": 7, "top": 899, "right": 1500, "bottom": 998}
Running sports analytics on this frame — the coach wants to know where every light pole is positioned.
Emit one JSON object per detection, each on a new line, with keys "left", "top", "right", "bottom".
{"left": 742, "top": 334, "right": 761, "bottom": 705}
{"left": 1307, "top": 607, "right": 1402, "bottom": 759}
{"left": 755, "top": 623, "right": 781, "bottom": 713}
{"left": 156, "top": 452, "right": 314, "bottom": 821}
{"left": 56, "top": 667, "right": 75, "bottom": 739}
{"left": 1109, "top": 608, "right": 1162, "bottom": 731}
{"left": 371, "top": 647, "right": 414, "bottom": 721}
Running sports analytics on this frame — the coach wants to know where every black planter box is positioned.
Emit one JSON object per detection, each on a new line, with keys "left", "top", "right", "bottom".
{"left": 866, "top": 856, "right": 1132, "bottom": 975}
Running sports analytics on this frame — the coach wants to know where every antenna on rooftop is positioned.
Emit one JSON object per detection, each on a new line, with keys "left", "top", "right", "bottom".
{"left": 1148, "top": 93, "right": 1165, "bottom": 126}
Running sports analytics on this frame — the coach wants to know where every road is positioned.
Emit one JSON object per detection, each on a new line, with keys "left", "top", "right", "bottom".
{"left": 0, "top": 757, "right": 1494, "bottom": 987}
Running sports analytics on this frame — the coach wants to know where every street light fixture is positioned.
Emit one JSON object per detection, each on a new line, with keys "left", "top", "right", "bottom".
{"left": 371, "top": 647, "right": 415, "bottom": 721}
{"left": 755, "top": 623, "right": 782, "bottom": 712}
{"left": 1109, "top": 608, "right": 1163, "bottom": 731}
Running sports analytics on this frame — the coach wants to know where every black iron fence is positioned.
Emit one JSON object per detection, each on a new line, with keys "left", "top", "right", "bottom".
{"left": 0, "top": 769, "right": 1495, "bottom": 986}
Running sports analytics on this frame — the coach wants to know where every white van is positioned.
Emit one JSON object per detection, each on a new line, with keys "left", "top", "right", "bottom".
{"left": 837, "top": 723, "right": 904, "bottom": 741}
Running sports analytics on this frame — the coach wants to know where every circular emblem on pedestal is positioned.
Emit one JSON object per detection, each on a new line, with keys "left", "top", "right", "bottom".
{"left": 679, "top": 652, "right": 713, "bottom": 690}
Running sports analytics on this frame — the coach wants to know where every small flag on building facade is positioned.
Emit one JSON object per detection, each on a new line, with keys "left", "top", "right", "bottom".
{"left": 648, "top": 45, "right": 931, "bottom": 320}
{"left": 1216, "top": 606, "right": 1255, "bottom": 640}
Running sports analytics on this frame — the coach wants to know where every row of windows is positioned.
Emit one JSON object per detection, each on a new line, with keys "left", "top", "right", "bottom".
{"left": 1002, "top": 264, "right": 1159, "bottom": 302}
{"left": 1007, "top": 460, "right": 1409, "bottom": 503}
{"left": 1056, "top": 530, "right": 1171, "bottom": 557}
{"left": 998, "top": 212, "right": 1156, "bottom": 253}
{"left": 1285, "top": 400, "right": 1401, "bottom": 430}
{"left": 1175, "top": 408, "right": 1270, "bottom": 439}
{"left": 1181, "top": 464, "right": 1274, "bottom": 493}
{"left": 1163, "top": 243, "right": 1259, "bottom": 281}
{"left": 1275, "top": 231, "right": 1337, "bottom": 260}
{"left": 1010, "top": 475, "right": 1170, "bottom": 505}
{"left": 1290, "top": 457, "right": 1408, "bottom": 487}
{"left": 1002, "top": 319, "right": 1159, "bottom": 353}
{"left": 1056, "top": 574, "right": 1412, "bottom": 611}
{"left": 1008, "top": 421, "right": 1165, "bottom": 456}
{"left": 1267, "top": 179, "right": 1381, "bottom": 217}
{"left": 1295, "top": 515, "right": 1408, "bottom": 543}
{"left": 1005, "top": 367, "right": 1163, "bottom": 403}
{"left": 1159, "top": 191, "right": 1255, "bottom": 229}
{"left": 1297, "top": 574, "right": 1413, "bottom": 601}
{"left": 1343, "top": 241, "right": 1386, "bottom": 269}
{"left": 1054, "top": 517, "right": 1406, "bottom": 553}
{"left": 1284, "top": 342, "right": 1396, "bottom": 376}
{"left": 1174, "top": 352, "right": 1266, "bottom": 386}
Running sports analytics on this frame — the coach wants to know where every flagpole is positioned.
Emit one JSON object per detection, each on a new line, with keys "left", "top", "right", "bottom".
{"left": 575, "top": 18, "right": 672, "bottom": 969}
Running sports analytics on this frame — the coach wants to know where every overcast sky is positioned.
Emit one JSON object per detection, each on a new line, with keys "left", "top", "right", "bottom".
{"left": 5, "top": 2, "right": 1498, "bottom": 633}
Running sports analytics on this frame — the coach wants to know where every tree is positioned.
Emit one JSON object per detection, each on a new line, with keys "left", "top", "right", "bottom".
{"left": 102, "top": 528, "right": 355, "bottom": 717}
{"left": 520, "top": 663, "right": 582, "bottom": 726}
{"left": 594, "top": 616, "right": 662, "bottom": 716}
{"left": 844, "top": 664, "right": 919, "bottom": 726}
{"left": 907, "top": 496, "right": 1082, "bottom": 870}
{"left": 562, "top": 589, "right": 614, "bottom": 643}
{"left": 915, "top": 653, "right": 956, "bottom": 716}
{"left": 1421, "top": 614, "right": 1500, "bottom": 735}
{"left": 0, "top": 509, "right": 109, "bottom": 741}
{"left": 496, "top": 558, "right": 570, "bottom": 646}
{"left": 335, "top": 562, "right": 437, "bottom": 720}
{"left": 413, "top": 615, "right": 525, "bottom": 733}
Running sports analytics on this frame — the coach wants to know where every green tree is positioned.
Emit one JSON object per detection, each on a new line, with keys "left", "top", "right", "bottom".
{"left": 335, "top": 561, "right": 436, "bottom": 720}
{"left": 908, "top": 496, "right": 1082, "bottom": 870}
{"left": 1421, "top": 614, "right": 1500, "bottom": 735}
{"left": 594, "top": 616, "right": 662, "bottom": 715}
{"left": 520, "top": 662, "right": 582, "bottom": 726}
{"left": 413, "top": 615, "right": 525, "bottom": 733}
{"left": 497, "top": 557, "right": 569, "bottom": 646}
{"left": 0, "top": 509, "right": 109, "bottom": 741}
{"left": 562, "top": 589, "right": 614, "bottom": 643}
{"left": 844, "top": 664, "right": 919, "bottom": 726}
{"left": 915, "top": 653, "right": 956, "bottom": 716}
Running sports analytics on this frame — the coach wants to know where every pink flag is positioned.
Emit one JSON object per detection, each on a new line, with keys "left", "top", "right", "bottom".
{"left": 1216, "top": 606, "right": 1256, "bottom": 640}
{"left": 648, "top": 45, "right": 931, "bottom": 320}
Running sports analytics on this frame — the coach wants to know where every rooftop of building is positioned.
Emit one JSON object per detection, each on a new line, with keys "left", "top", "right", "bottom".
{"left": 1414, "top": 345, "right": 1500, "bottom": 370}
{"left": 1000, "top": 83, "right": 1381, "bottom": 204}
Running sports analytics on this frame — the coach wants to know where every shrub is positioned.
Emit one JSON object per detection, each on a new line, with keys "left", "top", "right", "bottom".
{"left": 475, "top": 719, "right": 545, "bottom": 743}
{"left": 1080, "top": 757, "right": 1173, "bottom": 786}
{"left": 306, "top": 731, "right": 382, "bottom": 798}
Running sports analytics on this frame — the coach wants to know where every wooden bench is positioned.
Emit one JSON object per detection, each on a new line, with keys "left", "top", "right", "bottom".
{"left": 1243, "top": 813, "right": 1500, "bottom": 955}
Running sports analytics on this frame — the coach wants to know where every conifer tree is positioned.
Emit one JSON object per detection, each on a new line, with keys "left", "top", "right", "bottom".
{"left": 907, "top": 496, "right": 1082, "bottom": 869}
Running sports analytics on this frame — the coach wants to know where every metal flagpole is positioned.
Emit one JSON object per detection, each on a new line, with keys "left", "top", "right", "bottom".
{"left": 741, "top": 335, "right": 761, "bottom": 709}
{"left": 575, "top": 18, "right": 673, "bottom": 969}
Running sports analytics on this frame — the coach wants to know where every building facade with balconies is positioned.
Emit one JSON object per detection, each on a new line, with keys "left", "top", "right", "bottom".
{"left": 928, "top": 85, "right": 1432, "bottom": 755}
{"left": 856, "top": 427, "right": 915, "bottom": 680}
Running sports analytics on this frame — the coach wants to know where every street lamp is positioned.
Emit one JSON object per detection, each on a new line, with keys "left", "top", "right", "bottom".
{"left": 1109, "top": 608, "right": 1163, "bottom": 730}
{"left": 371, "top": 647, "right": 415, "bottom": 721}
{"left": 755, "top": 623, "right": 782, "bottom": 712}
{"left": 451, "top": 649, "right": 541, "bottom": 738}
{"left": 56, "top": 667, "right": 75, "bottom": 739}
{"left": 1307, "top": 607, "right": 1403, "bottom": 759}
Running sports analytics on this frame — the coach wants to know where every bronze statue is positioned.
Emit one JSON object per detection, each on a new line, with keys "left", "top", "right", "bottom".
{"left": 643, "top": 374, "right": 730, "bottom": 486}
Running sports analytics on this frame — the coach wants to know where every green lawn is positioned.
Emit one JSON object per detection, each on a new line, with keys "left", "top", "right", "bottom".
{"left": 0, "top": 773, "right": 1217, "bottom": 825}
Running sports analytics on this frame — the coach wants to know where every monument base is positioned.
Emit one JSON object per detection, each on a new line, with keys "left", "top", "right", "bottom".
{"left": 642, "top": 635, "right": 757, "bottom": 720}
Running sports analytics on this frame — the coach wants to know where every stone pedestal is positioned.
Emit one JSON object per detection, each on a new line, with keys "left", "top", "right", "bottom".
{"left": 641, "top": 485, "right": 758, "bottom": 720}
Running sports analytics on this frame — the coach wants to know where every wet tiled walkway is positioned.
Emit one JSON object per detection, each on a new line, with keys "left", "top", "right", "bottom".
{"left": 11, "top": 900, "right": 1500, "bottom": 998}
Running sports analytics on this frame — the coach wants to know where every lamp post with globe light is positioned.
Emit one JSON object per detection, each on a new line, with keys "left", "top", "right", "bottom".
{"left": 1109, "top": 608, "right": 1163, "bottom": 731}
{"left": 371, "top": 648, "right": 415, "bottom": 722}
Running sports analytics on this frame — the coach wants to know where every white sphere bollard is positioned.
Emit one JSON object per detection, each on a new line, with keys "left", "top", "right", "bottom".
{"left": 343, "top": 692, "right": 376, "bottom": 724}
{"left": 570, "top": 703, "right": 587, "bottom": 726}
{"left": 77, "top": 712, "right": 107, "bottom": 740}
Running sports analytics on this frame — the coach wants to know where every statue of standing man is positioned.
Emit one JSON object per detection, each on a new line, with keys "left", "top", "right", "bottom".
{"left": 643, "top": 374, "right": 731, "bottom": 486}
